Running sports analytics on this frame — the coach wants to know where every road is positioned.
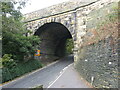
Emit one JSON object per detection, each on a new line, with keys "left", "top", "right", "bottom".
{"left": 2, "top": 55, "right": 74, "bottom": 88}
{"left": 48, "top": 63, "right": 92, "bottom": 88}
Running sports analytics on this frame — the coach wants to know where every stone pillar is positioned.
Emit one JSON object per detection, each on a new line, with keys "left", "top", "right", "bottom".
{"left": 74, "top": 8, "right": 88, "bottom": 64}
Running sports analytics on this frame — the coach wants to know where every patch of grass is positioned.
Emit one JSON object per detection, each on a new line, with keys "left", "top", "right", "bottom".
{"left": 97, "top": 3, "right": 118, "bottom": 30}
{"left": 30, "top": 85, "right": 43, "bottom": 90}
{"left": 83, "top": 3, "right": 118, "bottom": 47}
{"left": 2, "top": 59, "right": 43, "bottom": 83}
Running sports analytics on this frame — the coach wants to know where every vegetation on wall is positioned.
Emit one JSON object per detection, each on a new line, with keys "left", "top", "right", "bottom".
{"left": 83, "top": 3, "right": 118, "bottom": 47}
{"left": 75, "top": 2, "right": 119, "bottom": 88}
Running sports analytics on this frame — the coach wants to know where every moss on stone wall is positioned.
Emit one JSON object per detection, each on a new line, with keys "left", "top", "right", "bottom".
{"left": 82, "top": 2, "right": 118, "bottom": 47}
{"left": 86, "top": 2, "right": 118, "bottom": 29}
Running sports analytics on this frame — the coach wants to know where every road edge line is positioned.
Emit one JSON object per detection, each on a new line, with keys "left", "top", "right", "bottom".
{"left": 47, "top": 63, "right": 73, "bottom": 88}
{"left": 2, "top": 60, "right": 60, "bottom": 86}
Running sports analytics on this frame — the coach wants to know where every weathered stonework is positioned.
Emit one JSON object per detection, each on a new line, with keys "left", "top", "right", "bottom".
{"left": 24, "top": 0, "right": 119, "bottom": 88}
{"left": 75, "top": 1, "right": 119, "bottom": 88}
{"left": 75, "top": 38, "right": 118, "bottom": 88}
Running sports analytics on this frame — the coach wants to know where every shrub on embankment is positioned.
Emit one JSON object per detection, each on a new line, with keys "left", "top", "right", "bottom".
{"left": 1, "top": 54, "right": 42, "bottom": 83}
{"left": 75, "top": 2, "right": 119, "bottom": 88}
{"left": 1, "top": 1, "right": 43, "bottom": 83}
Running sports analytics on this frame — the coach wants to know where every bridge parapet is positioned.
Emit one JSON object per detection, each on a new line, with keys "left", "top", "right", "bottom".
{"left": 24, "top": 0, "right": 118, "bottom": 43}
{"left": 23, "top": 0, "right": 98, "bottom": 22}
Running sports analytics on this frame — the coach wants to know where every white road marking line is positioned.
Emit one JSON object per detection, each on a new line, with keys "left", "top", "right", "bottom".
{"left": 2, "top": 60, "right": 59, "bottom": 87}
{"left": 47, "top": 63, "right": 73, "bottom": 88}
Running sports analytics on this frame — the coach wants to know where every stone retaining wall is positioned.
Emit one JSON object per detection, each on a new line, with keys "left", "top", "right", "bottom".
{"left": 74, "top": 2, "right": 119, "bottom": 88}
{"left": 75, "top": 39, "right": 118, "bottom": 88}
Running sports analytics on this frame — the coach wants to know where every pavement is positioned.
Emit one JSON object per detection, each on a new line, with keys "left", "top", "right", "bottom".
{"left": 2, "top": 55, "right": 93, "bottom": 89}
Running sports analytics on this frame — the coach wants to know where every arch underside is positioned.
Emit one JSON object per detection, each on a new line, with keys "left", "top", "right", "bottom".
{"left": 34, "top": 22, "right": 73, "bottom": 60}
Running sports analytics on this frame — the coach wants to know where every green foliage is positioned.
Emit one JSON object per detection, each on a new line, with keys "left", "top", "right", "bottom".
{"left": 0, "top": 58, "right": 2, "bottom": 68}
{"left": 107, "top": 6, "right": 118, "bottom": 22}
{"left": 31, "top": 85, "right": 43, "bottom": 90}
{"left": 2, "top": 1, "right": 40, "bottom": 62}
{"left": 97, "top": 4, "right": 118, "bottom": 29}
{"left": 1, "top": 54, "right": 17, "bottom": 68}
{"left": 0, "top": 68, "right": 2, "bottom": 84}
{"left": 65, "top": 39, "right": 74, "bottom": 54}
{"left": 2, "top": 0, "right": 28, "bottom": 20}
{"left": 2, "top": 59, "right": 42, "bottom": 83}
{"left": 2, "top": 30, "right": 40, "bottom": 61}
{"left": 1, "top": 1, "right": 43, "bottom": 83}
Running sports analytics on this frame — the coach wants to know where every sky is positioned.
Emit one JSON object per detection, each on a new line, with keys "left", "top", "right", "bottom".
{"left": 20, "top": 0, "right": 70, "bottom": 14}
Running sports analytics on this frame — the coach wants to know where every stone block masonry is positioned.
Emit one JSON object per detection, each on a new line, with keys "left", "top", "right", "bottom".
{"left": 24, "top": 0, "right": 119, "bottom": 88}
{"left": 75, "top": 1, "right": 119, "bottom": 88}
{"left": 75, "top": 39, "right": 118, "bottom": 88}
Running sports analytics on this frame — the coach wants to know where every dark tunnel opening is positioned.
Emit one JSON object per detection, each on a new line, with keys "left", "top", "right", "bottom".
{"left": 34, "top": 22, "right": 73, "bottom": 61}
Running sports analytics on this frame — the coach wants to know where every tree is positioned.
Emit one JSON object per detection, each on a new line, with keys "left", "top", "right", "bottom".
{"left": 2, "top": 1, "right": 40, "bottom": 62}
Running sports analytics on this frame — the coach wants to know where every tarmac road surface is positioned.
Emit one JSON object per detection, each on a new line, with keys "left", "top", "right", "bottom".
{"left": 2, "top": 55, "right": 74, "bottom": 88}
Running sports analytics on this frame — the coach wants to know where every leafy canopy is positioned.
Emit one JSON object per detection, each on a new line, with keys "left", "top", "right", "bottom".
{"left": 2, "top": 1, "right": 40, "bottom": 62}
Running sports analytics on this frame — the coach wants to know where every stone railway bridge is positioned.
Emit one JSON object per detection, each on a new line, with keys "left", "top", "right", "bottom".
{"left": 24, "top": 0, "right": 114, "bottom": 61}
{"left": 24, "top": 0, "right": 119, "bottom": 88}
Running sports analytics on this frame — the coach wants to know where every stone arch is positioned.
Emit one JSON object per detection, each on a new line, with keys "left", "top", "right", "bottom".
{"left": 34, "top": 22, "right": 74, "bottom": 61}
{"left": 33, "top": 16, "right": 76, "bottom": 41}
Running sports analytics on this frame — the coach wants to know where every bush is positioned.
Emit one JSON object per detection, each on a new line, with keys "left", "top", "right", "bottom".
{"left": 2, "top": 59, "right": 43, "bottom": 83}
{"left": 65, "top": 39, "right": 74, "bottom": 55}
{"left": 2, "top": 30, "right": 40, "bottom": 62}
{"left": 2, "top": 54, "right": 17, "bottom": 68}
{"left": 1, "top": 1, "right": 42, "bottom": 83}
